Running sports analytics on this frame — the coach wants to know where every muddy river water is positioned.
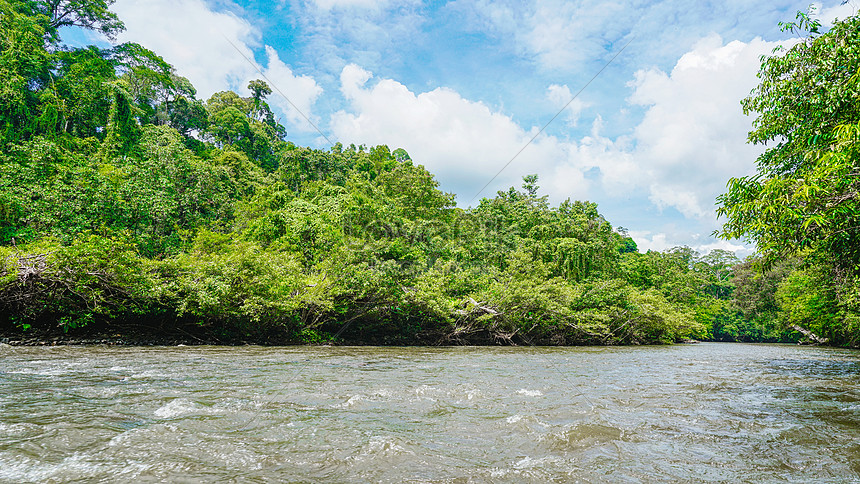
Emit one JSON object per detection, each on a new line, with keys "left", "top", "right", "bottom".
{"left": 1, "top": 343, "right": 859, "bottom": 482}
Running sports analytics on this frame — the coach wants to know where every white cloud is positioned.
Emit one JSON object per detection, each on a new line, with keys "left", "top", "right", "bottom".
{"left": 453, "top": 0, "right": 623, "bottom": 70}
{"left": 546, "top": 84, "right": 587, "bottom": 127}
{"left": 628, "top": 231, "right": 672, "bottom": 253}
{"left": 294, "top": 0, "right": 424, "bottom": 78}
{"left": 629, "top": 230, "right": 752, "bottom": 257}
{"left": 330, "top": 64, "right": 590, "bottom": 203}
{"left": 694, "top": 239, "right": 754, "bottom": 258}
{"left": 112, "top": 0, "right": 323, "bottom": 133}
{"left": 449, "top": 0, "right": 518, "bottom": 33}
{"left": 577, "top": 34, "right": 784, "bottom": 220}
{"left": 818, "top": 0, "right": 858, "bottom": 26}
{"left": 545, "top": 162, "right": 589, "bottom": 202}
{"left": 524, "top": 33, "right": 789, "bottom": 252}
{"left": 258, "top": 47, "right": 324, "bottom": 132}
{"left": 108, "top": 0, "right": 809, "bottom": 252}
{"left": 113, "top": 0, "right": 258, "bottom": 99}
{"left": 523, "top": 0, "right": 626, "bottom": 70}
{"left": 453, "top": 0, "right": 807, "bottom": 81}
{"left": 326, "top": 31, "right": 780, "bottom": 230}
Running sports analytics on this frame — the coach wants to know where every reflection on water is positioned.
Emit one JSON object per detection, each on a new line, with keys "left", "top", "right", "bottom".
{"left": 1, "top": 343, "right": 858, "bottom": 482}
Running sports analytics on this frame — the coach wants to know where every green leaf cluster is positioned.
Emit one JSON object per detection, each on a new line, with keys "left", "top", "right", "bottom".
{"left": 5, "top": 1, "right": 849, "bottom": 345}
{"left": 717, "top": 9, "right": 860, "bottom": 346}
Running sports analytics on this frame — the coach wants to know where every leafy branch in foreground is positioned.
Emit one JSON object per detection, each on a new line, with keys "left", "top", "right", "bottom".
{"left": 717, "top": 10, "right": 860, "bottom": 269}
{"left": 717, "top": 9, "right": 860, "bottom": 346}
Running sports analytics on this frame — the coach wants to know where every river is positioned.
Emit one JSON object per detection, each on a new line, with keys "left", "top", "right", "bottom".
{"left": 1, "top": 343, "right": 858, "bottom": 482}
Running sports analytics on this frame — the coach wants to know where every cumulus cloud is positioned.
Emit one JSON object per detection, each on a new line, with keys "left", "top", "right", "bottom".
{"left": 112, "top": 0, "right": 323, "bottom": 132}
{"left": 330, "top": 64, "right": 590, "bottom": 203}
{"left": 628, "top": 34, "right": 784, "bottom": 218}
{"left": 570, "top": 34, "right": 784, "bottom": 220}
{"left": 113, "top": 0, "right": 258, "bottom": 99}
{"left": 327, "top": 31, "right": 779, "bottom": 232}
{"left": 628, "top": 230, "right": 672, "bottom": 253}
{"left": 695, "top": 239, "right": 754, "bottom": 258}
{"left": 106, "top": 0, "right": 806, "bottom": 253}
{"left": 534, "top": 33, "right": 785, "bottom": 254}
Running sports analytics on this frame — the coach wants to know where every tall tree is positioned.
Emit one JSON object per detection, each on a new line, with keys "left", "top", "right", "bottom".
{"left": 0, "top": 1, "right": 51, "bottom": 141}
{"left": 717, "top": 10, "right": 860, "bottom": 345}
{"left": 18, "top": 0, "right": 124, "bottom": 40}
{"left": 716, "top": 11, "right": 860, "bottom": 271}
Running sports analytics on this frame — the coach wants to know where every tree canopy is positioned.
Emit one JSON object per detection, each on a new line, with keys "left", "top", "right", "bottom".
{"left": 17, "top": 0, "right": 124, "bottom": 39}
{"left": 0, "top": 3, "right": 857, "bottom": 346}
{"left": 717, "top": 11, "right": 860, "bottom": 269}
{"left": 717, "top": 9, "right": 860, "bottom": 346}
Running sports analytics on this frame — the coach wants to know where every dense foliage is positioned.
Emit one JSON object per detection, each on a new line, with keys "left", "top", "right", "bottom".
{"left": 717, "top": 9, "right": 860, "bottom": 347}
{"left": 0, "top": 2, "right": 855, "bottom": 346}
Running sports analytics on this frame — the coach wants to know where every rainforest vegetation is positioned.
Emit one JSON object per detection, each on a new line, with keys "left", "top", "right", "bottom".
{"left": 0, "top": 1, "right": 857, "bottom": 346}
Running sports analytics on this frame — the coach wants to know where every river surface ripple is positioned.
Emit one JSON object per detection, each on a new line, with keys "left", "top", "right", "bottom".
{"left": 1, "top": 343, "right": 859, "bottom": 483}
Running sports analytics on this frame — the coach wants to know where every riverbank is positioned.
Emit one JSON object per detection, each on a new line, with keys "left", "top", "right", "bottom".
{"left": 0, "top": 318, "right": 289, "bottom": 346}
{"left": 0, "top": 320, "right": 673, "bottom": 347}
{"left": 0, "top": 326, "right": 226, "bottom": 347}
{"left": 0, "top": 316, "right": 810, "bottom": 347}
{"left": 0, "top": 322, "right": 772, "bottom": 347}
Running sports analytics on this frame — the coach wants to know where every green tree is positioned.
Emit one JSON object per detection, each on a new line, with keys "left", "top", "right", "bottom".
{"left": 0, "top": 2, "right": 53, "bottom": 142}
{"left": 717, "top": 11, "right": 860, "bottom": 271}
{"left": 716, "top": 10, "right": 860, "bottom": 346}
{"left": 616, "top": 227, "right": 638, "bottom": 254}
{"left": 18, "top": 0, "right": 124, "bottom": 40}
{"left": 2, "top": 0, "right": 796, "bottom": 345}
{"left": 247, "top": 79, "right": 272, "bottom": 120}
{"left": 776, "top": 263, "right": 839, "bottom": 341}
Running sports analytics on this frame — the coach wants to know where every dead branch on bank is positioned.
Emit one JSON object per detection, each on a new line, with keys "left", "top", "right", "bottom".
{"left": 0, "top": 251, "right": 134, "bottom": 321}
{"left": 791, "top": 324, "right": 829, "bottom": 344}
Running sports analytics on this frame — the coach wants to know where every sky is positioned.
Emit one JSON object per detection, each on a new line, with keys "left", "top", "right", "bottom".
{"left": 68, "top": 0, "right": 859, "bottom": 255}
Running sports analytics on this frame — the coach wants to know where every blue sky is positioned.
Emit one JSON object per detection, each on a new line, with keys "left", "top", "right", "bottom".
{"left": 74, "top": 0, "right": 859, "bottom": 255}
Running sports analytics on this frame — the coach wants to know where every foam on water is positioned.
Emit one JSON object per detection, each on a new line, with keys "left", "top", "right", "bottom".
{"left": 1, "top": 343, "right": 858, "bottom": 482}
{"left": 0, "top": 453, "right": 150, "bottom": 483}
{"left": 363, "top": 436, "right": 414, "bottom": 457}
{"left": 154, "top": 398, "right": 200, "bottom": 418}
{"left": 517, "top": 388, "right": 543, "bottom": 396}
